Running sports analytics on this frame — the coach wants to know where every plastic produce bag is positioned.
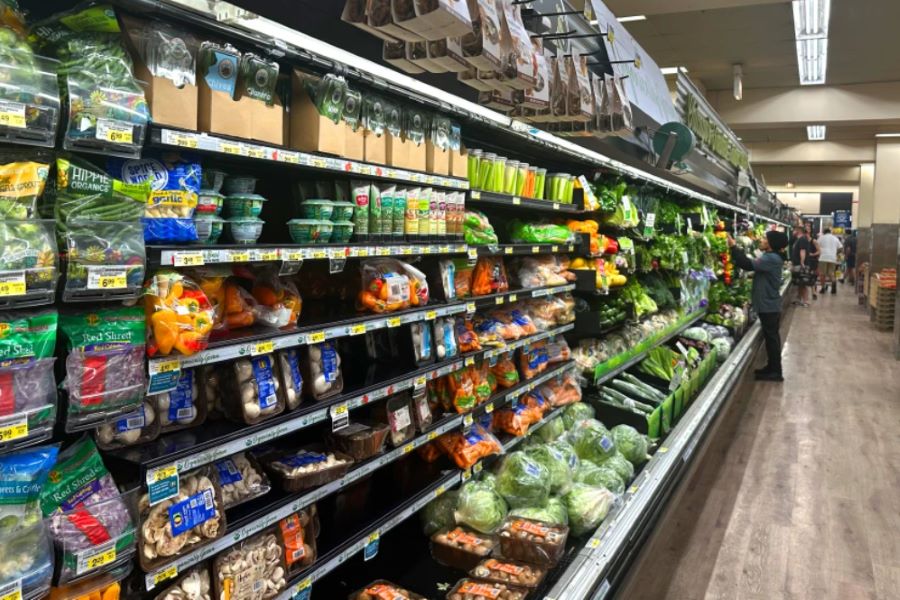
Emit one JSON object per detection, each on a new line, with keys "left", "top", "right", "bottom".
{"left": 421, "top": 489, "right": 459, "bottom": 536}
{"left": 574, "top": 459, "right": 625, "bottom": 494}
{"left": 64, "top": 220, "right": 146, "bottom": 301}
{"left": 526, "top": 440, "right": 578, "bottom": 495}
{"left": 356, "top": 258, "right": 429, "bottom": 313}
{"left": 509, "top": 497, "right": 569, "bottom": 527}
{"left": 60, "top": 308, "right": 146, "bottom": 431}
{"left": 130, "top": 19, "right": 198, "bottom": 87}
{"left": 143, "top": 271, "right": 215, "bottom": 357}
{"left": 0, "top": 156, "right": 50, "bottom": 219}
{"left": 561, "top": 402, "right": 594, "bottom": 429}
{"left": 463, "top": 210, "right": 498, "bottom": 246}
{"left": 508, "top": 220, "right": 573, "bottom": 244}
{"left": 0, "top": 519, "right": 54, "bottom": 600}
{"left": 41, "top": 437, "right": 137, "bottom": 583}
{"left": 495, "top": 451, "right": 551, "bottom": 509}
{"left": 611, "top": 424, "right": 650, "bottom": 465}
{"left": 453, "top": 480, "right": 507, "bottom": 534}
{"left": 471, "top": 256, "right": 509, "bottom": 296}
{"left": 238, "top": 53, "right": 279, "bottom": 106}
{"left": 219, "top": 356, "right": 285, "bottom": 425}
{"left": 567, "top": 418, "right": 617, "bottom": 465}
{"left": 153, "top": 565, "right": 211, "bottom": 600}
{"left": 563, "top": 483, "right": 615, "bottom": 535}
{"left": 435, "top": 425, "right": 502, "bottom": 469}
{"left": 278, "top": 508, "right": 317, "bottom": 577}
{"left": 54, "top": 157, "right": 148, "bottom": 228}
{"left": 0, "top": 445, "right": 58, "bottom": 532}
{"left": 0, "top": 26, "right": 60, "bottom": 145}
{"left": 0, "top": 219, "right": 58, "bottom": 306}
{"left": 433, "top": 316, "right": 458, "bottom": 360}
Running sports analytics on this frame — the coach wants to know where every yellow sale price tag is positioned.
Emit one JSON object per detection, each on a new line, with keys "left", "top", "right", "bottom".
{"left": 509, "top": 294, "right": 517, "bottom": 303}
{"left": 230, "top": 251, "right": 250, "bottom": 263}
{"left": 0, "top": 108, "right": 25, "bottom": 129}
{"left": 466, "top": 302, "right": 476, "bottom": 314}
{"left": 495, "top": 297, "right": 505, "bottom": 305}
{"left": 256, "top": 250, "right": 279, "bottom": 261}
{"left": 504, "top": 247, "right": 514, "bottom": 255}
{"left": 511, "top": 197, "right": 521, "bottom": 205}
{"left": 309, "top": 331, "right": 326, "bottom": 344}
{"left": 425, "top": 310, "right": 437, "bottom": 320}
{"left": 467, "top": 248, "right": 478, "bottom": 260}
{"left": 386, "top": 317, "right": 402, "bottom": 328}
{"left": 434, "top": 485, "right": 446, "bottom": 497}
{"left": 153, "top": 564, "right": 178, "bottom": 586}
{"left": 0, "top": 272, "right": 26, "bottom": 297}
{"left": 333, "top": 404, "right": 348, "bottom": 416}
{"left": 402, "top": 443, "right": 414, "bottom": 454}
{"left": 251, "top": 340, "right": 275, "bottom": 356}
{"left": 84, "top": 547, "right": 116, "bottom": 572}
{"left": 97, "top": 119, "right": 133, "bottom": 144}
{"left": 154, "top": 359, "right": 180, "bottom": 374}
{"left": 0, "top": 418, "right": 27, "bottom": 443}
{"left": 473, "top": 462, "right": 483, "bottom": 473}
{"left": 149, "top": 465, "right": 178, "bottom": 483}
{"left": 171, "top": 133, "right": 198, "bottom": 148}
{"left": 470, "top": 191, "right": 481, "bottom": 200}
{"left": 428, "top": 431, "right": 439, "bottom": 441}
{"left": 463, "top": 414, "right": 473, "bottom": 427}
{"left": 349, "top": 323, "right": 366, "bottom": 336}
{"left": 221, "top": 142, "right": 241, "bottom": 155}
{"left": 484, "top": 402, "right": 494, "bottom": 414}
{"left": 313, "top": 249, "right": 327, "bottom": 259}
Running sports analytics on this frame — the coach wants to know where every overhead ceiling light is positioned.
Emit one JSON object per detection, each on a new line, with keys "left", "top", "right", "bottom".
{"left": 660, "top": 67, "right": 687, "bottom": 75}
{"left": 807, "top": 125, "right": 826, "bottom": 140}
{"left": 733, "top": 64, "right": 743, "bottom": 100}
{"left": 875, "top": 133, "right": 900, "bottom": 138}
{"left": 617, "top": 15, "right": 647, "bottom": 22}
{"left": 786, "top": 182, "right": 795, "bottom": 188}
{"left": 792, "top": 0, "right": 830, "bottom": 84}
{"left": 588, "top": 19, "right": 598, "bottom": 25}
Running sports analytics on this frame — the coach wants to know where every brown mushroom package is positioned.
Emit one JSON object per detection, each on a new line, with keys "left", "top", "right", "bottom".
{"left": 351, "top": 580, "right": 427, "bottom": 600}
{"left": 218, "top": 355, "right": 286, "bottom": 424}
{"left": 470, "top": 558, "right": 546, "bottom": 589}
{"left": 277, "top": 507, "right": 317, "bottom": 578}
{"left": 431, "top": 526, "right": 497, "bottom": 571}
{"left": 214, "top": 528, "right": 286, "bottom": 600}
{"left": 302, "top": 340, "right": 344, "bottom": 400}
{"left": 446, "top": 578, "right": 528, "bottom": 600}
{"left": 262, "top": 445, "right": 354, "bottom": 493}
{"left": 139, "top": 466, "right": 226, "bottom": 570}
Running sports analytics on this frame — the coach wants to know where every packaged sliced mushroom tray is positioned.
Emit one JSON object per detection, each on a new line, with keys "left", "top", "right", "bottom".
{"left": 138, "top": 466, "right": 226, "bottom": 571}
{"left": 430, "top": 527, "right": 497, "bottom": 571}
{"left": 218, "top": 355, "right": 286, "bottom": 424}
{"left": 213, "top": 528, "right": 286, "bottom": 600}
{"left": 213, "top": 452, "right": 270, "bottom": 509}
{"left": 350, "top": 580, "right": 427, "bottom": 600}
{"left": 496, "top": 517, "right": 568, "bottom": 567}
{"left": 469, "top": 558, "right": 546, "bottom": 589}
{"left": 277, "top": 508, "right": 317, "bottom": 578}
{"left": 328, "top": 422, "right": 390, "bottom": 460}
{"left": 262, "top": 446, "right": 353, "bottom": 493}
{"left": 446, "top": 578, "right": 528, "bottom": 600}
{"left": 154, "top": 564, "right": 213, "bottom": 600}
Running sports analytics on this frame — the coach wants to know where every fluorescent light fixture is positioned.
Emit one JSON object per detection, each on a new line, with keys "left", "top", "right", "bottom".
{"left": 733, "top": 64, "right": 743, "bottom": 101}
{"left": 617, "top": 15, "right": 647, "bottom": 22}
{"left": 875, "top": 133, "right": 900, "bottom": 138}
{"left": 589, "top": 19, "right": 598, "bottom": 25}
{"left": 792, "top": 0, "right": 830, "bottom": 84}
{"left": 807, "top": 125, "right": 826, "bottom": 140}
{"left": 660, "top": 67, "right": 687, "bottom": 75}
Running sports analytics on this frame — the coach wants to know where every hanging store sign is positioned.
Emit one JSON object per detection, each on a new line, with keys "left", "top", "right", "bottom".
{"left": 587, "top": 0, "right": 680, "bottom": 128}
{"left": 680, "top": 86, "right": 750, "bottom": 170}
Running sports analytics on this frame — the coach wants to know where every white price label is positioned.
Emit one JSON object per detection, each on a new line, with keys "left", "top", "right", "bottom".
{"left": 173, "top": 252, "right": 204, "bottom": 267}
{"left": 331, "top": 404, "right": 349, "bottom": 432}
{"left": 87, "top": 266, "right": 128, "bottom": 290}
{"left": 644, "top": 213, "right": 656, "bottom": 228}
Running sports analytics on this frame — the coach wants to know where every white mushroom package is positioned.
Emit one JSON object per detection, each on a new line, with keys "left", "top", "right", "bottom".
{"left": 213, "top": 452, "right": 270, "bottom": 509}
{"left": 219, "top": 355, "right": 286, "bottom": 424}
{"left": 302, "top": 341, "right": 343, "bottom": 400}
{"left": 214, "top": 529, "right": 286, "bottom": 600}
{"left": 139, "top": 467, "right": 225, "bottom": 569}
{"left": 95, "top": 399, "right": 159, "bottom": 449}
{"left": 155, "top": 565, "right": 212, "bottom": 600}
{"left": 155, "top": 368, "right": 205, "bottom": 433}
{"left": 276, "top": 348, "right": 303, "bottom": 410}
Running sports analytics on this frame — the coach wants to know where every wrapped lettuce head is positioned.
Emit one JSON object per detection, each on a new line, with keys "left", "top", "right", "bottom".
{"left": 573, "top": 460, "right": 624, "bottom": 494}
{"left": 421, "top": 489, "right": 459, "bottom": 536}
{"left": 525, "top": 441, "right": 577, "bottom": 495}
{"left": 605, "top": 452, "right": 635, "bottom": 482}
{"left": 509, "top": 496, "right": 569, "bottom": 527}
{"left": 495, "top": 451, "right": 551, "bottom": 509}
{"left": 611, "top": 424, "right": 649, "bottom": 465}
{"left": 453, "top": 480, "right": 507, "bottom": 533}
{"left": 535, "top": 416, "right": 566, "bottom": 443}
{"left": 568, "top": 419, "right": 617, "bottom": 465}
{"left": 564, "top": 483, "right": 615, "bottom": 535}
{"left": 561, "top": 402, "right": 595, "bottom": 429}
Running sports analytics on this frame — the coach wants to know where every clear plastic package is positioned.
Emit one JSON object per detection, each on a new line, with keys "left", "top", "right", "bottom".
{"left": 143, "top": 271, "right": 216, "bottom": 358}
{"left": 470, "top": 558, "right": 546, "bottom": 589}
{"left": 213, "top": 452, "right": 270, "bottom": 509}
{"left": 94, "top": 398, "right": 160, "bottom": 450}
{"left": 328, "top": 422, "right": 390, "bottom": 460}
{"left": 0, "top": 219, "right": 58, "bottom": 308}
{"left": 430, "top": 527, "right": 497, "bottom": 571}
{"left": 276, "top": 348, "right": 304, "bottom": 410}
{"left": 433, "top": 316, "right": 459, "bottom": 360}
{"left": 356, "top": 258, "right": 430, "bottom": 314}
{"left": 262, "top": 446, "right": 353, "bottom": 493}
{"left": 0, "top": 520, "right": 53, "bottom": 600}
{"left": 238, "top": 53, "right": 279, "bottom": 106}
{"left": 0, "top": 50, "right": 60, "bottom": 147}
{"left": 64, "top": 220, "right": 146, "bottom": 302}
{"left": 446, "top": 578, "right": 528, "bottom": 600}
{"left": 0, "top": 358, "right": 57, "bottom": 452}
{"left": 153, "top": 564, "right": 211, "bottom": 600}
{"left": 350, "top": 580, "right": 427, "bottom": 600}
{"left": 277, "top": 507, "right": 317, "bottom": 578}
{"left": 378, "top": 392, "right": 415, "bottom": 448}
{"left": 0, "top": 444, "right": 57, "bottom": 532}
{"left": 496, "top": 517, "right": 568, "bottom": 567}
{"left": 154, "top": 368, "right": 207, "bottom": 433}
{"left": 48, "top": 561, "right": 132, "bottom": 600}
{"left": 60, "top": 307, "right": 146, "bottom": 432}
{"left": 302, "top": 341, "right": 344, "bottom": 401}
{"left": 409, "top": 321, "right": 434, "bottom": 366}
{"left": 410, "top": 387, "right": 432, "bottom": 433}
{"left": 213, "top": 528, "right": 285, "bottom": 600}
{"left": 137, "top": 466, "right": 226, "bottom": 571}
{"left": 218, "top": 355, "right": 286, "bottom": 425}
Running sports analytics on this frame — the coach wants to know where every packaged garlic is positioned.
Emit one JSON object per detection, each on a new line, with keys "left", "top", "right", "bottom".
{"left": 94, "top": 398, "right": 160, "bottom": 450}
{"left": 156, "top": 368, "right": 207, "bottom": 433}
{"left": 219, "top": 355, "right": 286, "bottom": 424}
{"left": 275, "top": 348, "right": 303, "bottom": 410}
{"left": 138, "top": 466, "right": 226, "bottom": 570}
{"left": 214, "top": 452, "right": 271, "bottom": 509}
{"left": 154, "top": 564, "right": 213, "bottom": 600}
{"left": 213, "top": 529, "right": 286, "bottom": 600}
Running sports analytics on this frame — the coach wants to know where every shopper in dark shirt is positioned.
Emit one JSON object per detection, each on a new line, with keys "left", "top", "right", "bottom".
{"left": 790, "top": 225, "right": 811, "bottom": 307}
{"left": 729, "top": 230, "right": 787, "bottom": 381}
{"left": 844, "top": 230, "right": 857, "bottom": 284}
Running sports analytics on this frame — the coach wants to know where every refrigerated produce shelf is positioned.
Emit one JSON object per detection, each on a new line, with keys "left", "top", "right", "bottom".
{"left": 468, "top": 190, "right": 581, "bottom": 214}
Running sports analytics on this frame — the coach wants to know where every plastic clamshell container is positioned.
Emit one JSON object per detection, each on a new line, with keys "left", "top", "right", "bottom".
{"left": 287, "top": 219, "right": 334, "bottom": 244}
{"left": 153, "top": 564, "right": 212, "bottom": 600}
{"left": 213, "top": 527, "right": 287, "bottom": 600}
{"left": 193, "top": 214, "right": 225, "bottom": 244}
{"left": 378, "top": 393, "right": 416, "bottom": 448}
{"left": 226, "top": 217, "right": 264, "bottom": 244}
{"left": 0, "top": 219, "right": 59, "bottom": 309}
{"left": 496, "top": 517, "right": 569, "bottom": 567}
{"left": 0, "top": 357, "right": 57, "bottom": 452}
{"left": 0, "top": 520, "right": 53, "bottom": 600}
{"left": 49, "top": 561, "right": 132, "bottom": 600}
{"left": 331, "top": 200, "right": 356, "bottom": 222}
{"left": 331, "top": 220, "right": 355, "bottom": 243}
{"left": 137, "top": 466, "right": 227, "bottom": 572}
{"left": 349, "top": 580, "right": 427, "bottom": 600}
{"left": 277, "top": 506, "right": 318, "bottom": 577}
{"left": 430, "top": 527, "right": 497, "bottom": 571}
{"left": 222, "top": 176, "right": 257, "bottom": 195}
{"left": 276, "top": 348, "right": 304, "bottom": 410}
{"left": 154, "top": 368, "right": 209, "bottom": 434}
{"left": 446, "top": 578, "right": 528, "bottom": 600}
{"left": 213, "top": 451, "right": 271, "bottom": 510}
{"left": 469, "top": 558, "right": 547, "bottom": 589}
{"left": 224, "top": 193, "right": 267, "bottom": 218}
{"left": 262, "top": 445, "right": 354, "bottom": 493}
{"left": 201, "top": 169, "right": 226, "bottom": 193}
{"left": 47, "top": 486, "right": 140, "bottom": 585}
{"left": 300, "top": 199, "right": 334, "bottom": 220}
{"left": 328, "top": 422, "right": 390, "bottom": 460}
{"left": 217, "top": 355, "right": 287, "bottom": 425}
{"left": 196, "top": 190, "right": 225, "bottom": 215}
{"left": 302, "top": 341, "right": 344, "bottom": 400}
{"left": 93, "top": 398, "right": 160, "bottom": 450}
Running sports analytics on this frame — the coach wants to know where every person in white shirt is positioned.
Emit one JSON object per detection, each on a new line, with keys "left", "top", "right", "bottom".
{"left": 816, "top": 228, "right": 842, "bottom": 294}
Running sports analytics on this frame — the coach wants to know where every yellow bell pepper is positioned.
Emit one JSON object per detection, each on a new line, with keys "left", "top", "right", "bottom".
{"left": 151, "top": 309, "right": 179, "bottom": 355}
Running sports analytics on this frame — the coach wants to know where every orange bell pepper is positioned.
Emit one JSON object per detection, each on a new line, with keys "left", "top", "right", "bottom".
{"left": 151, "top": 309, "right": 178, "bottom": 355}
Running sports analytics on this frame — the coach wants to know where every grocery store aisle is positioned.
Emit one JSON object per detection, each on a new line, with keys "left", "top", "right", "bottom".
{"left": 619, "top": 289, "right": 900, "bottom": 600}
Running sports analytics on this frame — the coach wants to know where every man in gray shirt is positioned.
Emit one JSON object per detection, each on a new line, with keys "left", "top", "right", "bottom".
{"left": 728, "top": 230, "right": 787, "bottom": 381}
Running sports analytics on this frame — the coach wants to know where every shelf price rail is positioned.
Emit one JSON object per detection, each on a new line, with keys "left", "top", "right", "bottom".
{"left": 143, "top": 359, "right": 578, "bottom": 590}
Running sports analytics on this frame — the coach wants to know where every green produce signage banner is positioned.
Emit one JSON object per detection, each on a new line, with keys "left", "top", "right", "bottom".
{"left": 683, "top": 94, "right": 749, "bottom": 170}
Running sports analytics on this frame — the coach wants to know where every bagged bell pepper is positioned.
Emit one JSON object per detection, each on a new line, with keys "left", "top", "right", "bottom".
{"left": 143, "top": 271, "right": 215, "bottom": 357}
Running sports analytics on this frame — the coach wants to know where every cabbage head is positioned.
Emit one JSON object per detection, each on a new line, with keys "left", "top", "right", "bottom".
{"left": 568, "top": 419, "right": 617, "bottom": 465}
{"left": 575, "top": 462, "right": 624, "bottom": 495}
{"left": 563, "top": 483, "right": 615, "bottom": 535}
{"left": 535, "top": 416, "right": 566, "bottom": 443}
{"left": 562, "top": 402, "right": 595, "bottom": 429}
{"left": 682, "top": 327, "right": 709, "bottom": 342}
{"left": 453, "top": 480, "right": 507, "bottom": 533}
{"left": 421, "top": 490, "right": 459, "bottom": 535}
{"left": 495, "top": 451, "right": 551, "bottom": 509}
{"left": 525, "top": 442, "right": 575, "bottom": 495}
{"left": 711, "top": 337, "right": 732, "bottom": 362}
{"left": 604, "top": 452, "right": 635, "bottom": 482}
{"left": 611, "top": 424, "right": 649, "bottom": 465}
{"left": 509, "top": 496, "right": 569, "bottom": 527}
